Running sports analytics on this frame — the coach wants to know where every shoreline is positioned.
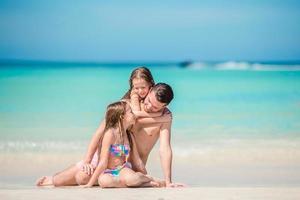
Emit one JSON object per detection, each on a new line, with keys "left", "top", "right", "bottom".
{"left": 1, "top": 137, "right": 300, "bottom": 188}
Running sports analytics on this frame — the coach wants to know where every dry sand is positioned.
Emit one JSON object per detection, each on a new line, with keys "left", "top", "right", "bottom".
{"left": 1, "top": 187, "right": 300, "bottom": 200}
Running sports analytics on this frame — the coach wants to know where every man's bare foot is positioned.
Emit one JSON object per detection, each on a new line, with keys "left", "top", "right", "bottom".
{"left": 145, "top": 175, "right": 166, "bottom": 187}
{"left": 166, "top": 182, "right": 188, "bottom": 188}
{"left": 138, "top": 180, "right": 160, "bottom": 188}
{"left": 36, "top": 176, "right": 53, "bottom": 186}
{"left": 149, "top": 181, "right": 160, "bottom": 187}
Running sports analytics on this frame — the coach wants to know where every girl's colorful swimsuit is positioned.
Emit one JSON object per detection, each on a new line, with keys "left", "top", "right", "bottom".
{"left": 104, "top": 143, "right": 132, "bottom": 177}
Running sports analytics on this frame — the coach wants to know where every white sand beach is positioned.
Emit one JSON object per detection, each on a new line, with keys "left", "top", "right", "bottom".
{"left": 1, "top": 187, "right": 300, "bottom": 200}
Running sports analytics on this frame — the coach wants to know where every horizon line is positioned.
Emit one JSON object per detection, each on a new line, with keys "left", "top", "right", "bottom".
{"left": 1, "top": 59, "right": 300, "bottom": 65}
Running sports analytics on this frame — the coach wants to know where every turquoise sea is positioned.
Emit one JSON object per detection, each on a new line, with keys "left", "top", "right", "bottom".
{"left": 1, "top": 61, "right": 300, "bottom": 187}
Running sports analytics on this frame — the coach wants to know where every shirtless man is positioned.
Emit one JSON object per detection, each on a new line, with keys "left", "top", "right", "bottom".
{"left": 131, "top": 83, "right": 175, "bottom": 187}
{"left": 36, "top": 83, "right": 180, "bottom": 187}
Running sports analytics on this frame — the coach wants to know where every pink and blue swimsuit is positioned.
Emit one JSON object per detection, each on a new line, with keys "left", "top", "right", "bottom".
{"left": 104, "top": 144, "right": 132, "bottom": 177}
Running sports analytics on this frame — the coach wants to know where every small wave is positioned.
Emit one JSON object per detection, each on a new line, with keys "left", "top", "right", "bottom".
{"left": 252, "top": 63, "right": 300, "bottom": 71}
{"left": 183, "top": 61, "right": 300, "bottom": 71}
{"left": 215, "top": 61, "right": 252, "bottom": 70}
{"left": 184, "top": 62, "right": 207, "bottom": 69}
{"left": 0, "top": 141, "right": 86, "bottom": 152}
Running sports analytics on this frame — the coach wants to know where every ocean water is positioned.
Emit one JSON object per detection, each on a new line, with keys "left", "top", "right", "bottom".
{"left": 1, "top": 62, "right": 300, "bottom": 141}
{"left": 1, "top": 61, "right": 300, "bottom": 187}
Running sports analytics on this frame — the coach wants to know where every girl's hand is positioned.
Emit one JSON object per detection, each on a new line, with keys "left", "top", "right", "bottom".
{"left": 132, "top": 110, "right": 142, "bottom": 118}
{"left": 130, "top": 90, "right": 140, "bottom": 100}
{"left": 133, "top": 110, "right": 163, "bottom": 118}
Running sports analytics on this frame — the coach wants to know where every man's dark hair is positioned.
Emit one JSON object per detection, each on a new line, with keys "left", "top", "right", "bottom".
{"left": 152, "top": 83, "right": 174, "bottom": 105}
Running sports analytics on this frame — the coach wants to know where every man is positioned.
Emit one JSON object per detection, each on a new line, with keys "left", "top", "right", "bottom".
{"left": 132, "top": 83, "right": 175, "bottom": 187}
{"left": 36, "top": 83, "right": 180, "bottom": 187}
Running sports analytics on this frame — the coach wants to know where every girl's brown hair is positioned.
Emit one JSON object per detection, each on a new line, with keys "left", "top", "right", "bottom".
{"left": 122, "top": 67, "right": 155, "bottom": 99}
{"left": 103, "top": 101, "right": 132, "bottom": 147}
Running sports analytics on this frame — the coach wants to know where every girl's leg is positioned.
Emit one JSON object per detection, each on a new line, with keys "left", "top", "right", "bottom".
{"left": 36, "top": 164, "right": 79, "bottom": 186}
{"left": 75, "top": 171, "right": 92, "bottom": 186}
{"left": 52, "top": 165, "right": 79, "bottom": 186}
{"left": 98, "top": 173, "right": 125, "bottom": 188}
{"left": 119, "top": 168, "right": 159, "bottom": 187}
{"left": 36, "top": 176, "right": 53, "bottom": 186}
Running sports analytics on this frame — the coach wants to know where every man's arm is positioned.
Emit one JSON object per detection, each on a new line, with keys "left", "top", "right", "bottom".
{"left": 159, "top": 119, "right": 173, "bottom": 186}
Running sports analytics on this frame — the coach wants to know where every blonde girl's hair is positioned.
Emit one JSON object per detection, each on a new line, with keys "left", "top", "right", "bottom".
{"left": 122, "top": 67, "right": 155, "bottom": 100}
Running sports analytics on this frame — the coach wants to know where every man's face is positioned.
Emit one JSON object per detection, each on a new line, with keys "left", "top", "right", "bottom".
{"left": 143, "top": 91, "right": 166, "bottom": 113}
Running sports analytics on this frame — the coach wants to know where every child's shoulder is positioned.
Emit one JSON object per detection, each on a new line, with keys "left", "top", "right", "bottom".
{"left": 103, "top": 128, "right": 117, "bottom": 140}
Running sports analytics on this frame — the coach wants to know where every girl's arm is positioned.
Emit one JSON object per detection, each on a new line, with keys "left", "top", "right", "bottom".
{"left": 130, "top": 90, "right": 141, "bottom": 111}
{"left": 129, "top": 134, "right": 147, "bottom": 174}
{"left": 129, "top": 91, "right": 162, "bottom": 118}
{"left": 129, "top": 91, "right": 168, "bottom": 122}
{"left": 137, "top": 113, "right": 172, "bottom": 124}
{"left": 132, "top": 110, "right": 162, "bottom": 118}
{"left": 83, "top": 129, "right": 114, "bottom": 188}
{"left": 83, "top": 119, "right": 106, "bottom": 163}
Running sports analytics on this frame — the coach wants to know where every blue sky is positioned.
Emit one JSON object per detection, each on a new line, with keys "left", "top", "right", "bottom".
{"left": 0, "top": 0, "right": 300, "bottom": 62}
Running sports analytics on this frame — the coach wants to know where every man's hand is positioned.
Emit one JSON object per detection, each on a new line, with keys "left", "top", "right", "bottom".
{"left": 166, "top": 182, "right": 187, "bottom": 188}
{"left": 81, "top": 163, "right": 94, "bottom": 176}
